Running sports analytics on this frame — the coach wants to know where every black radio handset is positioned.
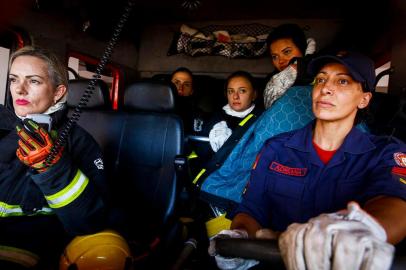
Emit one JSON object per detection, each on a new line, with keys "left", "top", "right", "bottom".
{"left": 45, "top": 0, "right": 135, "bottom": 166}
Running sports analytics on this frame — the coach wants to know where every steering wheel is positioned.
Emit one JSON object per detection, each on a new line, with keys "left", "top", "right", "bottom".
{"left": 214, "top": 238, "right": 406, "bottom": 269}
{"left": 215, "top": 238, "right": 285, "bottom": 269}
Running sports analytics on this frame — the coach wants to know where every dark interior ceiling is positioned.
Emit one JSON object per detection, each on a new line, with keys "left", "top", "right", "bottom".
{"left": 30, "top": 0, "right": 397, "bottom": 24}
{"left": 1, "top": 0, "right": 403, "bottom": 56}
{"left": 21, "top": 0, "right": 396, "bottom": 40}
{"left": 53, "top": 0, "right": 399, "bottom": 56}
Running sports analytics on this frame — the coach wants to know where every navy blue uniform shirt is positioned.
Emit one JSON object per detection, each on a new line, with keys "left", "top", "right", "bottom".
{"left": 234, "top": 121, "right": 406, "bottom": 231}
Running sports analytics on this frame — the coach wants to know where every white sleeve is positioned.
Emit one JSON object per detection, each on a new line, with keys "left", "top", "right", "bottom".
{"left": 263, "top": 65, "right": 297, "bottom": 109}
{"left": 209, "top": 121, "right": 232, "bottom": 152}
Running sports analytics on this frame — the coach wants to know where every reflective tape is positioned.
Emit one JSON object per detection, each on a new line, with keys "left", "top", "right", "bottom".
{"left": 193, "top": 168, "right": 206, "bottom": 185}
{"left": 238, "top": 113, "right": 254, "bottom": 126}
{"left": 188, "top": 151, "right": 198, "bottom": 159}
{"left": 0, "top": 202, "right": 53, "bottom": 217}
{"left": 45, "top": 169, "right": 89, "bottom": 208}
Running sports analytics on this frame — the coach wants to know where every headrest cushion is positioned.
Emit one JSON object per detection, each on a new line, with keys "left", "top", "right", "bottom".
{"left": 67, "top": 79, "right": 111, "bottom": 109}
{"left": 123, "top": 81, "right": 175, "bottom": 112}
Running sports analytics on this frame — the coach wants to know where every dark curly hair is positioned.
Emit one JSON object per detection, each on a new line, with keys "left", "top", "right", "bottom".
{"left": 266, "top": 23, "right": 307, "bottom": 55}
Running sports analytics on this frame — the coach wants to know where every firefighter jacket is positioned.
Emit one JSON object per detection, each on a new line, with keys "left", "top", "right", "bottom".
{"left": 0, "top": 105, "right": 108, "bottom": 246}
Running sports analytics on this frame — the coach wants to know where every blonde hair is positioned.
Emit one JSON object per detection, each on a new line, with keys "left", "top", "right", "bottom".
{"left": 10, "top": 46, "right": 68, "bottom": 88}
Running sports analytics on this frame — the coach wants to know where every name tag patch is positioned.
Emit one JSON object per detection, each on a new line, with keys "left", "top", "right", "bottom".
{"left": 269, "top": 161, "right": 307, "bottom": 177}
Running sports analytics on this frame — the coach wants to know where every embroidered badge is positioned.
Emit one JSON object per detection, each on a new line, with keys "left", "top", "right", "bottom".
{"left": 193, "top": 118, "right": 203, "bottom": 132}
{"left": 94, "top": 158, "right": 104, "bottom": 170}
{"left": 269, "top": 161, "right": 307, "bottom": 177}
{"left": 394, "top": 152, "right": 406, "bottom": 167}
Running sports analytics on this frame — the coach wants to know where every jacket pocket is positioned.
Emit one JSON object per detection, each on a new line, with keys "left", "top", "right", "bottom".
{"left": 335, "top": 177, "right": 364, "bottom": 205}
{"left": 267, "top": 171, "right": 305, "bottom": 199}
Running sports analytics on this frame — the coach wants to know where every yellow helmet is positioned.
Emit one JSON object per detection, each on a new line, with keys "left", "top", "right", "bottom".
{"left": 60, "top": 230, "right": 132, "bottom": 270}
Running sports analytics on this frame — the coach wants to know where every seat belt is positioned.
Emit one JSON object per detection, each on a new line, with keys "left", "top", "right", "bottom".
{"left": 192, "top": 112, "right": 259, "bottom": 189}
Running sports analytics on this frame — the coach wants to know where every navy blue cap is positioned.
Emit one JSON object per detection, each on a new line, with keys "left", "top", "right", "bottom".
{"left": 308, "top": 51, "right": 376, "bottom": 92}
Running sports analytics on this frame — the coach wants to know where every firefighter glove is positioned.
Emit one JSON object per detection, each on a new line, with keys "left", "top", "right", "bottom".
{"left": 16, "top": 119, "right": 62, "bottom": 172}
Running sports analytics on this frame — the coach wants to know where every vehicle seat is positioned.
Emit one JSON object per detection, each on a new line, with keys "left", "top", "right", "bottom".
{"left": 120, "top": 81, "right": 184, "bottom": 265}
{"left": 67, "top": 79, "right": 111, "bottom": 110}
{"left": 66, "top": 79, "right": 124, "bottom": 179}
{"left": 67, "top": 79, "right": 184, "bottom": 267}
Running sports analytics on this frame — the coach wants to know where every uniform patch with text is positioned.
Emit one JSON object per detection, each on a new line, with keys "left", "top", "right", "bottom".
{"left": 269, "top": 161, "right": 307, "bottom": 177}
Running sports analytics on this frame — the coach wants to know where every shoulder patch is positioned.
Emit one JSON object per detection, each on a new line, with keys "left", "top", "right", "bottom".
{"left": 94, "top": 158, "right": 104, "bottom": 170}
{"left": 394, "top": 152, "right": 406, "bottom": 167}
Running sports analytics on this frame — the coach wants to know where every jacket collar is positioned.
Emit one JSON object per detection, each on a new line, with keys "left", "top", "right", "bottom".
{"left": 285, "top": 120, "right": 376, "bottom": 155}
{"left": 0, "top": 105, "right": 68, "bottom": 131}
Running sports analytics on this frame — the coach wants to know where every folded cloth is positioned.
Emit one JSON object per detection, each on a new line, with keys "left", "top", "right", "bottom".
{"left": 208, "top": 229, "right": 259, "bottom": 270}
{"left": 305, "top": 37, "right": 316, "bottom": 55}
{"left": 279, "top": 202, "right": 394, "bottom": 270}
{"left": 263, "top": 65, "right": 297, "bottom": 109}
{"left": 209, "top": 121, "right": 232, "bottom": 152}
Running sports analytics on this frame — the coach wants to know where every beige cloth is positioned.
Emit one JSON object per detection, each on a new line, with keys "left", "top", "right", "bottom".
{"left": 279, "top": 202, "right": 394, "bottom": 270}
{"left": 208, "top": 229, "right": 259, "bottom": 270}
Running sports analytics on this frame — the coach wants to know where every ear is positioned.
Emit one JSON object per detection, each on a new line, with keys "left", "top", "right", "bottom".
{"left": 252, "top": 89, "right": 257, "bottom": 101}
{"left": 53, "top": 85, "right": 67, "bottom": 104}
{"left": 358, "top": 92, "right": 372, "bottom": 109}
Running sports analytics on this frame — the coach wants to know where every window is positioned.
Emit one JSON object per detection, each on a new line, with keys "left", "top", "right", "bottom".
{"left": 375, "top": 61, "right": 391, "bottom": 93}
{"left": 67, "top": 51, "right": 121, "bottom": 109}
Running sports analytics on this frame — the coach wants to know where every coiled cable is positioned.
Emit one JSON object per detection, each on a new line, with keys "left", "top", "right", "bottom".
{"left": 45, "top": 0, "right": 135, "bottom": 166}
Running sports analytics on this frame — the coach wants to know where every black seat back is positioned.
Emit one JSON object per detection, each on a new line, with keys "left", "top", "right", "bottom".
{"left": 120, "top": 81, "right": 183, "bottom": 238}
{"left": 368, "top": 92, "right": 406, "bottom": 142}
{"left": 67, "top": 79, "right": 183, "bottom": 255}
{"left": 67, "top": 79, "right": 122, "bottom": 178}
{"left": 67, "top": 79, "right": 111, "bottom": 110}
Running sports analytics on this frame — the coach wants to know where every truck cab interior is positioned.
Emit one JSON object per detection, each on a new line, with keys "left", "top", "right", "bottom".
{"left": 0, "top": 0, "right": 405, "bottom": 269}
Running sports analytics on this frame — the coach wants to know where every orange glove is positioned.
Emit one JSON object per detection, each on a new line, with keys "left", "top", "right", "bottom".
{"left": 16, "top": 119, "right": 63, "bottom": 172}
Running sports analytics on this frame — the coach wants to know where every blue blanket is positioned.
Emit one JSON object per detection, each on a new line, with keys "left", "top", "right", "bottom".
{"left": 201, "top": 85, "right": 314, "bottom": 203}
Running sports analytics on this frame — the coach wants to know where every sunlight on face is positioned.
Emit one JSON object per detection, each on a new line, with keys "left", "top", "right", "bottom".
{"left": 312, "top": 62, "right": 372, "bottom": 124}
{"left": 270, "top": 38, "right": 303, "bottom": 71}
{"left": 226, "top": 76, "right": 256, "bottom": 112}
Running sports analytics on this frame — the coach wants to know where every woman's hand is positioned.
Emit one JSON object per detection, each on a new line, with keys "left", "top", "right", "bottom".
{"left": 255, "top": 228, "right": 280, "bottom": 239}
{"left": 16, "top": 118, "right": 63, "bottom": 172}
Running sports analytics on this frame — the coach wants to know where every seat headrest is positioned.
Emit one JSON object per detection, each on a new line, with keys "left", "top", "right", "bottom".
{"left": 67, "top": 79, "right": 111, "bottom": 109}
{"left": 123, "top": 81, "right": 175, "bottom": 112}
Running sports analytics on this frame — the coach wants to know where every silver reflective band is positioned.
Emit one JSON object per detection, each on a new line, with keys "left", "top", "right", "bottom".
{"left": 0, "top": 201, "right": 53, "bottom": 217}
{"left": 45, "top": 169, "right": 89, "bottom": 208}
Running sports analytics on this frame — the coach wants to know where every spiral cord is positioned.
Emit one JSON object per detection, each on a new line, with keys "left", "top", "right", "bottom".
{"left": 45, "top": 0, "right": 135, "bottom": 166}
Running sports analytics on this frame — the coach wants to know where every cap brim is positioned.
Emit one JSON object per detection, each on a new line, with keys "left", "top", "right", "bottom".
{"left": 307, "top": 55, "right": 365, "bottom": 85}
